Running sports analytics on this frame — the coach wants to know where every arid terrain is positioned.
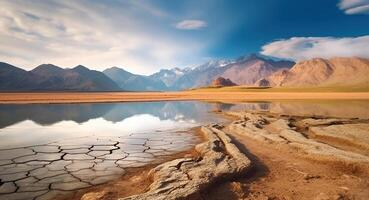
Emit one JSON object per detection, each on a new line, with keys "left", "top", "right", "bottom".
{"left": 1, "top": 90, "right": 369, "bottom": 104}
{"left": 45, "top": 107, "right": 369, "bottom": 200}
{"left": 1, "top": 92, "right": 369, "bottom": 200}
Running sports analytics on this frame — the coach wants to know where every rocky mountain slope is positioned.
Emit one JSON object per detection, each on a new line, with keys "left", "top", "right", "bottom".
{"left": 0, "top": 62, "right": 120, "bottom": 91}
{"left": 171, "top": 54, "right": 294, "bottom": 90}
{"left": 220, "top": 54, "right": 294, "bottom": 85}
{"left": 103, "top": 67, "right": 167, "bottom": 91}
{"left": 2, "top": 55, "right": 367, "bottom": 92}
{"left": 149, "top": 67, "right": 190, "bottom": 87}
{"left": 263, "top": 57, "right": 369, "bottom": 87}
{"left": 0, "top": 62, "right": 39, "bottom": 91}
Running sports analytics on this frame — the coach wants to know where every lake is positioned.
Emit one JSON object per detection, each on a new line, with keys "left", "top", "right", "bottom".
{"left": 0, "top": 100, "right": 368, "bottom": 200}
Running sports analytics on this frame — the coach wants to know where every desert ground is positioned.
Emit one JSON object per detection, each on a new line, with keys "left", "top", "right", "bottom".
{"left": 60, "top": 109, "right": 369, "bottom": 200}
{"left": 1, "top": 91, "right": 369, "bottom": 200}
{"left": 1, "top": 89, "right": 369, "bottom": 104}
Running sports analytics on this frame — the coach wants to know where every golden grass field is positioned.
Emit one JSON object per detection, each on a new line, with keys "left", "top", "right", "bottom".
{"left": 1, "top": 86, "right": 369, "bottom": 104}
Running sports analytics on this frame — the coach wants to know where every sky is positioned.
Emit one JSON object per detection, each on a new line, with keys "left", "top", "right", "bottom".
{"left": 0, "top": 0, "right": 368, "bottom": 75}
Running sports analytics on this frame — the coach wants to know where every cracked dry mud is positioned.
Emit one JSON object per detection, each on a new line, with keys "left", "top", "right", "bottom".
{"left": 0, "top": 130, "right": 200, "bottom": 200}
{"left": 53, "top": 110, "right": 369, "bottom": 200}
{"left": 121, "top": 125, "right": 251, "bottom": 200}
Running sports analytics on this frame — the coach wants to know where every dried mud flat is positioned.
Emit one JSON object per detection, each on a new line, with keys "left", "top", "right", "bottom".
{"left": 0, "top": 129, "right": 201, "bottom": 200}
{"left": 76, "top": 110, "right": 369, "bottom": 200}
{"left": 4, "top": 110, "right": 369, "bottom": 200}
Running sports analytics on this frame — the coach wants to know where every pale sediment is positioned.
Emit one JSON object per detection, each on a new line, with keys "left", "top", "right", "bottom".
{"left": 121, "top": 124, "right": 251, "bottom": 200}
{"left": 309, "top": 123, "right": 369, "bottom": 153}
{"left": 226, "top": 111, "right": 369, "bottom": 166}
{"left": 119, "top": 111, "right": 369, "bottom": 200}
{"left": 17, "top": 110, "right": 369, "bottom": 200}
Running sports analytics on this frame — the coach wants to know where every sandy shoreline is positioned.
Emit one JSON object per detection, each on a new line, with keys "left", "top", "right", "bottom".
{"left": 1, "top": 95, "right": 369, "bottom": 199}
{"left": 1, "top": 91, "right": 369, "bottom": 104}
{"left": 70, "top": 110, "right": 369, "bottom": 200}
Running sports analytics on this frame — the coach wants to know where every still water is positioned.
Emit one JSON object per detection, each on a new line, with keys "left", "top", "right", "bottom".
{"left": 0, "top": 100, "right": 368, "bottom": 200}
{"left": 0, "top": 101, "right": 224, "bottom": 200}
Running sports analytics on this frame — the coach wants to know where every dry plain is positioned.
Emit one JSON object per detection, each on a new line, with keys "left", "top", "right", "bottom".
{"left": 1, "top": 90, "right": 369, "bottom": 104}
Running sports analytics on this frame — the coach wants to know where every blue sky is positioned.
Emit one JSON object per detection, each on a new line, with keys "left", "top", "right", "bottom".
{"left": 0, "top": 0, "right": 368, "bottom": 74}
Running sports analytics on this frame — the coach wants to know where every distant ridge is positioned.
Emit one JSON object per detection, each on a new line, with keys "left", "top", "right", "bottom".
{"left": 170, "top": 54, "right": 294, "bottom": 90}
{"left": 0, "top": 62, "right": 38, "bottom": 91}
{"left": 262, "top": 57, "right": 369, "bottom": 87}
{"left": 1, "top": 55, "right": 367, "bottom": 92}
{"left": 103, "top": 67, "right": 167, "bottom": 91}
{"left": 0, "top": 63, "right": 120, "bottom": 91}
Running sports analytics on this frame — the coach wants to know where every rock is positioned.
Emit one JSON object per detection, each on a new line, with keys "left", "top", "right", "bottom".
{"left": 303, "top": 174, "right": 321, "bottom": 180}
{"left": 297, "top": 118, "right": 348, "bottom": 128}
{"left": 121, "top": 125, "right": 251, "bottom": 200}
{"left": 265, "top": 119, "right": 291, "bottom": 134}
{"left": 309, "top": 123, "right": 369, "bottom": 151}
{"left": 226, "top": 111, "right": 369, "bottom": 163}
{"left": 211, "top": 77, "right": 238, "bottom": 87}
{"left": 255, "top": 78, "right": 271, "bottom": 87}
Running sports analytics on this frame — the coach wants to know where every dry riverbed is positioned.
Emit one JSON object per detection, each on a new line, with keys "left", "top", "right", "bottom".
{"left": 69, "top": 110, "right": 369, "bottom": 200}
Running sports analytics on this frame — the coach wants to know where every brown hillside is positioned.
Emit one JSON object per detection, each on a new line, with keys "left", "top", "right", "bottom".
{"left": 265, "top": 57, "right": 369, "bottom": 87}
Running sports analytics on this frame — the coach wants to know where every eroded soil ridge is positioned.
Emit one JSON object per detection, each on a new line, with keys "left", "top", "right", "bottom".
{"left": 227, "top": 111, "right": 369, "bottom": 166}
{"left": 121, "top": 124, "right": 252, "bottom": 200}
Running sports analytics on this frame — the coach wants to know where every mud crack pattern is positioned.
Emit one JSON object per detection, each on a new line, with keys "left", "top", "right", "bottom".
{"left": 0, "top": 130, "right": 200, "bottom": 200}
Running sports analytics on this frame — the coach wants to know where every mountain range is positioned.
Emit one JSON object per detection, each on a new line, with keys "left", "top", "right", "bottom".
{"left": 261, "top": 57, "right": 369, "bottom": 87}
{"left": 103, "top": 67, "right": 168, "bottom": 91}
{"left": 0, "top": 62, "right": 120, "bottom": 91}
{"left": 0, "top": 54, "right": 368, "bottom": 91}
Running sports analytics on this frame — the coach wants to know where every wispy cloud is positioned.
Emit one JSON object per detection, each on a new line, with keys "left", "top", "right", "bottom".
{"left": 338, "top": 0, "right": 369, "bottom": 15}
{"left": 175, "top": 20, "right": 207, "bottom": 30}
{"left": 260, "top": 36, "right": 369, "bottom": 61}
{"left": 0, "top": 0, "right": 207, "bottom": 74}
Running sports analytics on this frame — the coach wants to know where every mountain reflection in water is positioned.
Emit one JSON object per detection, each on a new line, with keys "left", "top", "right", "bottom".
{"left": 1, "top": 100, "right": 369, "bottom": 130}
{"left": 0, "top": 101, "right": 221, "bottom": 129}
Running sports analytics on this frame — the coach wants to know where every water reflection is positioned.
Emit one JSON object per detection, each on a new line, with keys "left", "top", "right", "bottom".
{"left": 0, "top": 101, "right": 221, "bottom": 200}
{"left": 0, "top": 101, "right": 221, "bottom": 129}
{"left": 0, "top": 100, "right": 368, "bottom": 199}
{"left": 0, "top": 114, "right": 198, "bottom": 149}
{"left": 224, "top": 100, "right": 369, "bottom": 119}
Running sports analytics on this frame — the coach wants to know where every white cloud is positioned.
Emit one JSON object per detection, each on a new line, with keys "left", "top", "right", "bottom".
{"left": 338, "top": 0, "right": 369, "bottom": 15}
{"left": 260, "top": 36, "right": 369, "bottom": 61}
{"left": 0, "top": 0, "right": 206, "bottom": 75}
{"left": 175, "top": 20, "right": 207, "bottom": 30}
